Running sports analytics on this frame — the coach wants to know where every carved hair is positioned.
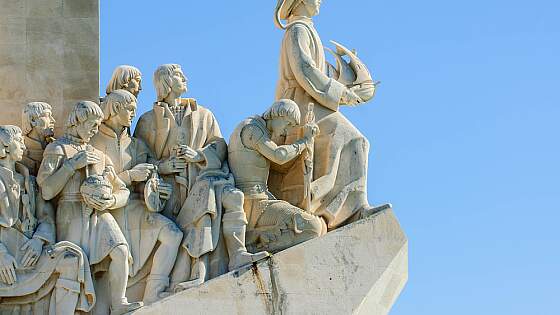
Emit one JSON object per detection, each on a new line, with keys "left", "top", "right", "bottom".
{"left": 22, "top": 102, "right": 52, "bottom": 135}
{"left": 65, "top": 101, "right": 103, "bottom": 130}
{"left": 262, "top": 99, "right": 301, "bottom": 125}
{"left": 100, "top": 89, "right": 137, "bottom": 121}
{"left": 153, "top": 64, "right": 182, "bottom": 101}
{"left": 0, "top": 125, "right": 22, "bottom": 158}
{"left": 274, "top": 0, "right": 303, "bottom": 29}
{"left": 106, "top": 65, "right": 142, "bottom": 95}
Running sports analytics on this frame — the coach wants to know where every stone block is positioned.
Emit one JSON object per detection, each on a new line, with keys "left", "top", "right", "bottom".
{"left": 63, "top": 0, "right": 98, "bottom": 18}
{"left": 26, "top": 0, "right": 63, "bottom": 17}
{"left": 64, "top": 18, "right": 99, "bottom": 48}
{"left": 0, "top": 18, "right": 26, "bottom": 45}
{"left": 135, "top": 209, "right": 408, "bottom": 315}
{"left": 0, "top": 0, "right": 25, "bottom": 17}
{"left": 0, "top": 44, "right": 26, "bottom": 101}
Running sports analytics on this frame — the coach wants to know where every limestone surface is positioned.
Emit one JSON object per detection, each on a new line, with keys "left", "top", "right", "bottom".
{"left": 134, "top": 209, "right": 408, "bottom": 315}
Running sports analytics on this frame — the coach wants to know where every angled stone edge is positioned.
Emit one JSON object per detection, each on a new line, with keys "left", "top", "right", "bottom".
{"left": 134, "top": 209, "right": 408, "bottom": 315}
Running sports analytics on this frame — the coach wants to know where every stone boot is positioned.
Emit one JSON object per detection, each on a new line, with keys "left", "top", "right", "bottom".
{"left": 143, "top": 275, "right": 170, "bottom": 305}
{"left": 110, "top": 299, "right": 143, "bottom": 315}
{"left": 224, "top": 223, "right": 270, "bottom": 271}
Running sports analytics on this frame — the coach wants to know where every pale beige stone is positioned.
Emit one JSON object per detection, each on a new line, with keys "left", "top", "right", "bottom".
{"left": 228, "top": 99, "right": 325, "bottom": 253}
{"left": 63, "top": 0, "right": 99, "bottom": 18}
{"left": 0, "top": 125, "right": 96, "bottom": 314}
{"left": 134, "top": 210, "right": 408, "bottom": 315}
{"left": 27, "top": 0, "right": 63, "bottom": 17}
{"left": 134, "top": 64, "right": 269, "bottom": 292}
{"left": 271, "top": 0, "right": 381, "bottom": 231}
{"left": 0, "top": 18, "right": 26, "bottom": 45}
{"left": 90, "top": 89, "right": 183, "bottom": 305}
{"left": 37, "top": 101, "right": 143, "bottom": 314}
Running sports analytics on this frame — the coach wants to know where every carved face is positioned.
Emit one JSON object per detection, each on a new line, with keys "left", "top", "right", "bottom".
{"left": 33, "top": 109, "right": 56, "bottom": 138}
{"left": 170, "top": 68, "right": 188, "bottom": 95}
{"left": 76, "top": 116, "right": 102, "bottom": 142}
{"left": 269, "top": 118, "right": 295, "bottom": 144}
{"left": 116, "top": 101, "right": 137, "bottom": 128}
{"left": 7, "top": 133, "right": 25, "bottom": 162}
{"left": 127, "top": 75, "right": 142, "bottom": 97}
{"left": 302, "top": 0, "right": 321, "bottom": 16}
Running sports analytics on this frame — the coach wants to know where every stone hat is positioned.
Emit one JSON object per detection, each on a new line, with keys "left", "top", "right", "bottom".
{"left": 274, "top": 0, "right": 302, "bottom": 29}
{"left": 277, "top": 0, "right": 301, "bottom": 20}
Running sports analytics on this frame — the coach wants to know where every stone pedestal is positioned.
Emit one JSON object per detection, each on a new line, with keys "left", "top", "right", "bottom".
{"left": 135, "top": 209, "right": 408, "bottom": 315}
{"left": 0, "top": 0, "right": 99, "bottom": 134}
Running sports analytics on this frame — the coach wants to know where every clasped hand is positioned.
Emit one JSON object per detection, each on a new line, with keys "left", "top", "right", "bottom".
{"left": 129, "top": 163, "right": 155, "bottom": 182}
{"left": 159, "top": 145, "right": 204, "bottom": 174}
{"left": 67, "top": 150, "right": 101, "bottom": 171}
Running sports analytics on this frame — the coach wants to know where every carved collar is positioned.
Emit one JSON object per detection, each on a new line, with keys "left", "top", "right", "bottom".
{"left": 287, "top": 16, "right": 314, "bottom": 26}
{"left": 99, "top": 123, "right": 129, "bottom": 140}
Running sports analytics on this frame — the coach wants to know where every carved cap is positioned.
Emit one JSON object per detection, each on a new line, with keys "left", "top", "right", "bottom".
{"left": 275, "top": 0, "right": 302, "bottom": 29}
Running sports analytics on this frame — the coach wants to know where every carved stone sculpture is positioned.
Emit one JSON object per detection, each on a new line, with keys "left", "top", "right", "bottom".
{"left": 105, "top": 65, "right": 143, "bottom": 98}
{"left": 36, "top": 101, "right": 143, "bottom": 315}
{"left": 273, "top": 0, "right": 387, "bottom": 229}
{"left": 0, "top": 125, "right": 95, "bottom": 315}
{"left": 135, "top": 64, "right": 268, "bottom": 290}
{"left": 92, "top": 89, "right": 183, "bottom": 305}
{"left": 228, "top": 99, "right": 326, "bottom": 253}
{"left": 21, "top": 102, "right": 56, "bottom": 176}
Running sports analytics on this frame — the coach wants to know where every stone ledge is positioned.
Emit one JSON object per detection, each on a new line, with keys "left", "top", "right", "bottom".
{"left": 134, "top": 209, "right": 408, "bottom": 315}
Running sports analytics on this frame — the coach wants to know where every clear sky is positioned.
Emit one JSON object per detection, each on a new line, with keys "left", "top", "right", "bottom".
{"left": 100, "top": 1, "right": 560, "bottom": 314}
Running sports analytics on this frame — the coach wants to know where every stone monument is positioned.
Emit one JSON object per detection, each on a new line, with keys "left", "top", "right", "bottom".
{"left": 0, "top": 0, "right": 407, "bottom": 314}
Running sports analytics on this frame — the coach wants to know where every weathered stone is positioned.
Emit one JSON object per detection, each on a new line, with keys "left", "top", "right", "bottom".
{"left": 134, "top": 209, "right": 408, "bottom": 315}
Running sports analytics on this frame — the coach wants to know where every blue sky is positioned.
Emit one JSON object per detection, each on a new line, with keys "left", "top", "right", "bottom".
{"left": 100, "top": 1, "right": 560, "bottom": 314}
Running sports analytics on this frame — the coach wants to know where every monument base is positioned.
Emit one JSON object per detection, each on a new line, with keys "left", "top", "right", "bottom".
{"left": 134, "top": 209, "right": 408, "bottom": 315}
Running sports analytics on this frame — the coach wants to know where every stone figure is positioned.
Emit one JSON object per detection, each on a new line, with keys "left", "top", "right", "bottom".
{"left": 21, "top": 102, "right": 56, "bottom": 176}
{"left": 228, "top": 99, "right": 325, "bottom": 253}
{"left": 37, "top": 101, "right": 143, "bottom": 315}
{"left": 92, "top": 89, "right": 183, "bottom": 304}
{"left": 273, "top": 0, "right": 387, "bottom": 229}
{"left": 0, "top": 125, "right": 95, "bottom": 315}
{"left": 105, "top": 65, "right": 143, "bottom": 98}
{"left": 135, "top": 64, "right": 268, "bottom": 290}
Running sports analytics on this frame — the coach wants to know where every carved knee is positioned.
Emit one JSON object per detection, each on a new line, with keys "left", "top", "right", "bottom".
{"left": 222, "top": 187, "right": 244, "bottom": 210}
{"left": 56, "top": 253, "right": 80, "bottom": 280}
{"left": 160, "top": 224, "right": 183, "bottom": 246}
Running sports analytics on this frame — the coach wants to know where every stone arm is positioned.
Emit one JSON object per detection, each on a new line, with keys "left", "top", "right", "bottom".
{"left": 36, "top": 153, "right": 72, "bottom": 201}
{"left": 197, "top": 111, "right": 228, "bottom": 169}
{"left": 243, "top": 125, "right": 307, "bottom": 166}
{"left": 117, "top": 139, "right": 153, "bottom": 187}
{"left": 32, "top": 185, "right": 56, "bottom": 245}
{"left": 104, "top": 161, "right": 130, "bottom": 210}
{"left": 286, "top": 25, "right": 346, "bottom": 111}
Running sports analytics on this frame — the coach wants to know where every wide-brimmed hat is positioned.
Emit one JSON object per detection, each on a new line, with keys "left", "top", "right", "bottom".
{"left": 274, "top": 0, "right": 302, "bottom": 29}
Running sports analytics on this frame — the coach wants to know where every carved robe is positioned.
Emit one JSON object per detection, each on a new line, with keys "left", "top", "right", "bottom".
{"left": 22, "top": 136, "right": 46, "bottom": 176}
{"left": 135, "top": 98, "right": 229, "bottom": 277}
{"left": 0, "top": 163, "right": 95, "bottom": 314}
{"left": 37, "top": 136, "right": 130, "bottom": 267}
{"left": 275, "top": 16, "right": 371, "bottom": 229}
{"left": 90, "top": 124, "right": 181, "bottom": 279}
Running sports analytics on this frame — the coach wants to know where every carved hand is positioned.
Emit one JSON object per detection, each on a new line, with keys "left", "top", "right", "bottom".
{"left": 176, "top": 145, "right": 204, "bottom": 163}
{"left": 157, "top": 181, "right": 173, "bottom": 201}
{"left": 67, "top": 150, "right": 101, "bottom": 171}
{"left": 159, "top": 157, "right": 188, "bottom": 174}
{"left": 129, "top": 163, "right": 155, "bottom": 182}
{"left": 341, "top": 88, "right": 363, "bottom": 106}
{"left": 0, "top": 252, "right": 17, "bottom": 285}
{"left": 88, "top": 195, "right": 116, "bottom": 211}
{"left": 303, "top": 123, "right": 320, "bottom": 140}
{"left": 20, "top": 238, "right": 43, "bottom": 268}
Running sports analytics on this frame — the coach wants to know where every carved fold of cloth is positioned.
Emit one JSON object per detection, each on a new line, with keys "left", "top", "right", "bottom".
{"left": 0, "top": 240, "right": 96, "bottom": 314}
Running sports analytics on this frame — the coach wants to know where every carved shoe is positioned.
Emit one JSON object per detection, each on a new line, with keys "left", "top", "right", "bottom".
{"left": 143, "top": 276, "right": 170, "bottom": 305}
{"left": 360, "top": 203, "right": 392, "bottom": 218}
{"left": 229, "top": 251, "right": 271, "bottom": 271}
{"left": 110, "top": 301, "right": 143, "bottom": 315}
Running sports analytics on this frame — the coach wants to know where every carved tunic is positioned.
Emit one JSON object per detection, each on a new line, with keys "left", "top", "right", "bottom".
{"left": 275, "top": 16, "right": 371, "bottom": 228}
{"left": 22, "top": 136, "right": 46, "bottom": 176}
{"left": 229, "top": 116, "right": 325, "bottom": 253}
{"left": 91, "top": 124, "right": 179, "bottom": 277}
{"left": 37, "top": 136, "right": 130, "bottom": 266}
{"left": 0, "top": 163, "right": 95, "bottom": 313}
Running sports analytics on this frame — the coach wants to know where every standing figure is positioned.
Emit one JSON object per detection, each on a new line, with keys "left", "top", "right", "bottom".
{"left": 135, "top": 64, "right": 268, "bottom": 290}
{"left": 92, "top": 89, "right": 183, "bottom": 304}
{"left": 273, "top": 0, "right": 386, "bottom": 229}
{"left": 229, "top": 100, "right": 325, "bottom": 253}
{"left": 0, "top": 125, "right": 95, "bottom": 315}
{"left": 21, "top": 102, "right": 56, "bottom": 176}
{"left": 37, "top": 101, "right": 143, "bottom": 315}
